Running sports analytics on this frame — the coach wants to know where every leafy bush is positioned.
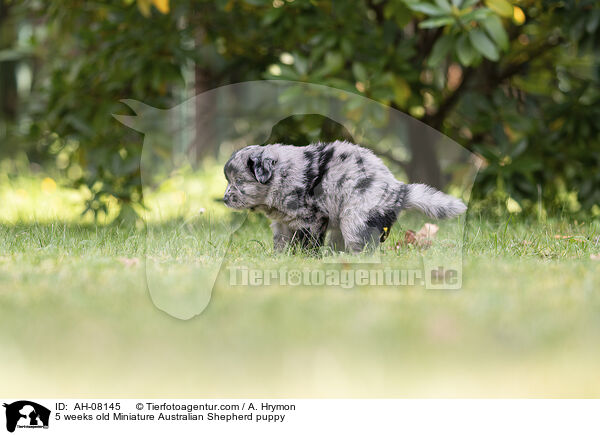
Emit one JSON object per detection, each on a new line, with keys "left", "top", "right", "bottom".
{"left": 1, "top": 0, "right": 597, "bottom": 218}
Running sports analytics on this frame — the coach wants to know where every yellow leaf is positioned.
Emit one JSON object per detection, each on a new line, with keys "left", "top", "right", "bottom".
{"left": 137, "top": 0, "right": 169, "bottom": 16}
{"left": 152, "top": 0, "right": 170, "bottom": 14}
{"left": 513, "top": 6, "right": 526, "bottom": 25}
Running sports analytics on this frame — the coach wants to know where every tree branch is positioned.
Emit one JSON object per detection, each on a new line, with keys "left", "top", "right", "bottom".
{"left": 422, "top": 66, "right": 474, "bottom": 129}
{"left": 420, "top": 36, "right": 562, "bottom": 131}
{"left": 496, "top": 37, "right": 563, "bottom": 82}
{"left": 366, "top": 0, "right": 385, "bottom": 24}
{"left": 419, "top": 28, "right": 445, "bottom": 61}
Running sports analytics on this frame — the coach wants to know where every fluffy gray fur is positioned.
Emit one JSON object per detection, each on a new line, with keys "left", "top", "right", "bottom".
{"left": 223, "top": 141, "right": 466, "bottom": 253}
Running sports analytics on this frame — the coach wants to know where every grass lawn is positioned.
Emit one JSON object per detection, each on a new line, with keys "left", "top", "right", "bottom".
{"left": 1, "top": 175, "right": 599, "bottom": 397}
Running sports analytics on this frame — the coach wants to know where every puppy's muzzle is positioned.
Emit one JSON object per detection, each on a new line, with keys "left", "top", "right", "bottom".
{"left": 223, "top": 186, "right": 242, "bottom": 208}
{"left": 223, "top": 191, "right": 234, "bottom": 207}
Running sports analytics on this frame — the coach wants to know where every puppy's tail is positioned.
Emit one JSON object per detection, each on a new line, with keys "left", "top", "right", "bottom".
{"left": 403, "top": 183, "right": 467, "bottom": 219}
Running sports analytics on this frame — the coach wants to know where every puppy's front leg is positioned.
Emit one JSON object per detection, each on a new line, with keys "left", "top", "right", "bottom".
{"left": 291, "top": 219, "right": 328, "bottom": 252}
{"left": 271, "top": 221, "right": 294, "bottom": 252}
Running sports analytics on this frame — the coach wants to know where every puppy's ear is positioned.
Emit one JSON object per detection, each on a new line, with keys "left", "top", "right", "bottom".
{"left": 248, "top": 153, "right": 276, "bottom": 184}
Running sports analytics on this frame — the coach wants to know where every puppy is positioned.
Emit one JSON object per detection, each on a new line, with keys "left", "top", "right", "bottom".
{"left": 223, "top": 141, "right": 466, "bottom": 253}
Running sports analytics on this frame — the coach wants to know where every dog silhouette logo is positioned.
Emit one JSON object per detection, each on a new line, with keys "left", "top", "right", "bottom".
{"left": 3, "top": 401, "right": 50, "bottom": 433}
{"left": 114, "top": 80, "right": 481, "bottom": 319}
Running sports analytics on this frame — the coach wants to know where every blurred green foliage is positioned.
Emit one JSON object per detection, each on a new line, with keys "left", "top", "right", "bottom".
{"left": 0, "top": 0, "right": 598, "bottom": 219}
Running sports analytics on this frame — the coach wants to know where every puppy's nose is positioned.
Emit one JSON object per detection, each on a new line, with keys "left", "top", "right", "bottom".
{"left": 224, "top": 191, "right": 233, "bottom": 205}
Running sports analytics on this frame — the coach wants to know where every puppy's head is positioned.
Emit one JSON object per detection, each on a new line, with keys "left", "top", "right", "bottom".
{"left": 223, "top": 145, "right": 277, "bottom": 210}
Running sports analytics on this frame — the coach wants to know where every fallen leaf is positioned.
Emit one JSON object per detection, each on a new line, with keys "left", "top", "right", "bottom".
{"left": 416, "top": 223, "right": 439, "bottom": 240}
{"left": 397, "top": 223, "right": 439, "bottom": 249}
{"left": 404, "top": 229, "right": 417, "bottom": 245}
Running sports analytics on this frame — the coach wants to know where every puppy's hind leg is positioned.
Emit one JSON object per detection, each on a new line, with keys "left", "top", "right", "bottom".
{"left": 339, "top": 212, "right": 382, "bottom": 254}
{"left": 327, "top": 227, "right": 346, "bottom": 252}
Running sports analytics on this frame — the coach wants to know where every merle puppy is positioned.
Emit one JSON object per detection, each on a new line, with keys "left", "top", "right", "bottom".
{"left": 223, "top": 141, "right": 466, "bottom": 253}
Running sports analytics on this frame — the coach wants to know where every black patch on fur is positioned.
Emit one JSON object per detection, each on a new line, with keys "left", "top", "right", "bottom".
{"left": 339, "top": 152, "right": 349, "bottom": 161}
{"left": 437, "top": 209, "right": 448, "bottom": 219}
{"left": 312, "top": 183, "right": 324, "bottom": 197}
{"left": 336, "top": 174, "right": 348, "bottom": 188}
{"left": 303, "top": 150, "right": 316, "bottom": 193}
{"left": 355, "top": 177, "right": 373, "bottom": 192}
{"left": 246, "top": 153, "right": 257, "bottom": 177}
{"left": 396, "top": 183, "right": 408, "bottom": 209}
{"left": 286, "top": 197, "right": 299, "bottom": 210}
{"left": 308, "top": 146, "right": 334, "bottom": 197}
{"left": 285, "top": 187, "right": 305, "bottom": 211}
{"left": 314, "top": 142, "right": 327, "bottom": 153}
{"left": 365, "top": 207, "right": 399, "bottom": 242}
{"left": 303, "top": 150, "right": 315, "bottom": 162}
{"left": 310, "top": 204, "right": 322, "bottom": 216}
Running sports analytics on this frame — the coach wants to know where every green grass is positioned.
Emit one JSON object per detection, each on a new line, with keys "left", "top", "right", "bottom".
{"left": 1, "top": 175, "right": 600, "bottom": 397}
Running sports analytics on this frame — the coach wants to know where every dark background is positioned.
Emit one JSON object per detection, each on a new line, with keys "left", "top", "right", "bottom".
{"left": 0, "top": 0, "right": 599, "bottom": 219}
